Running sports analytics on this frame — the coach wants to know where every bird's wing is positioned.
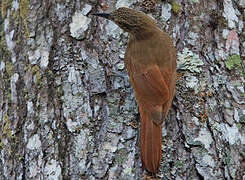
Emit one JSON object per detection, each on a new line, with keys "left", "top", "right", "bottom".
{"left": 129, "top": 64, "right": 170, "bottom": 173}
{"left": 130, "top": 65, "right": 170, "bottom": 124}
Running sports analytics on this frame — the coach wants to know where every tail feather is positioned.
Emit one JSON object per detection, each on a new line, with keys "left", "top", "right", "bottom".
{"left": 140, "top": 105, "right": 162, "bottom": 174}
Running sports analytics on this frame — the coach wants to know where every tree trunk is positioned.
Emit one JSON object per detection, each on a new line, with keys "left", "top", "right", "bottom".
{"left": 0, "top": 0, "right": 244, "bottom": 179}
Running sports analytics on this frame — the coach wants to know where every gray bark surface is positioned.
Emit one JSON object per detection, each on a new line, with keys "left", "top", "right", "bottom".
{"left": 0, "top": 0, "right": 244, "bottom": 179}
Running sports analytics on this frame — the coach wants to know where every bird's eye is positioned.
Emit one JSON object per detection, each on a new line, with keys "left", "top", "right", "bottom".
{"left": 118, "top": 22, "right": 130, "bottom": 29}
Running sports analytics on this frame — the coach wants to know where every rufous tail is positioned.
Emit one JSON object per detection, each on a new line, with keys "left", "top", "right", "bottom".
{"left": 139, "top": 105, "right": 162, "bottom": 174}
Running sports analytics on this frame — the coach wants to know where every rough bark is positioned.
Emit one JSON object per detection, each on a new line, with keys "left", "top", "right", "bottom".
{"left": 0, "top": 0, "right": 244, "bottom": 179}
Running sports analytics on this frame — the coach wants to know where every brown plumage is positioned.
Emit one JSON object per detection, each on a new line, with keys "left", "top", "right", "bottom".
{"left": 94, "top": 7, "right": 176, "bottom": 174}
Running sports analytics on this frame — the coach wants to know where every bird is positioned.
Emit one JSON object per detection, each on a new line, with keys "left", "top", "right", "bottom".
{"left": 93, "top": 7, "right": 176, "bottom": 174}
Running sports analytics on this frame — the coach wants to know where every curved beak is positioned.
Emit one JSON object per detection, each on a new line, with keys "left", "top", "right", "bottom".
{"left": 93, "top": 13, "right": 111, "bottom": 20}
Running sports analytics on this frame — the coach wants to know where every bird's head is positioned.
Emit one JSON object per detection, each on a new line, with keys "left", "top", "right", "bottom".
{"left": 93, "top": 7, "right": 156, "bottom": 35}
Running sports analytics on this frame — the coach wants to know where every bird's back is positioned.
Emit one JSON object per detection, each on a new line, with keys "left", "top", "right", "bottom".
{"left": 125, "top": 29, "right": 176, "bottom": 121}
{"left": 124, "top": 27, "right": 176, "bottom": 173}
